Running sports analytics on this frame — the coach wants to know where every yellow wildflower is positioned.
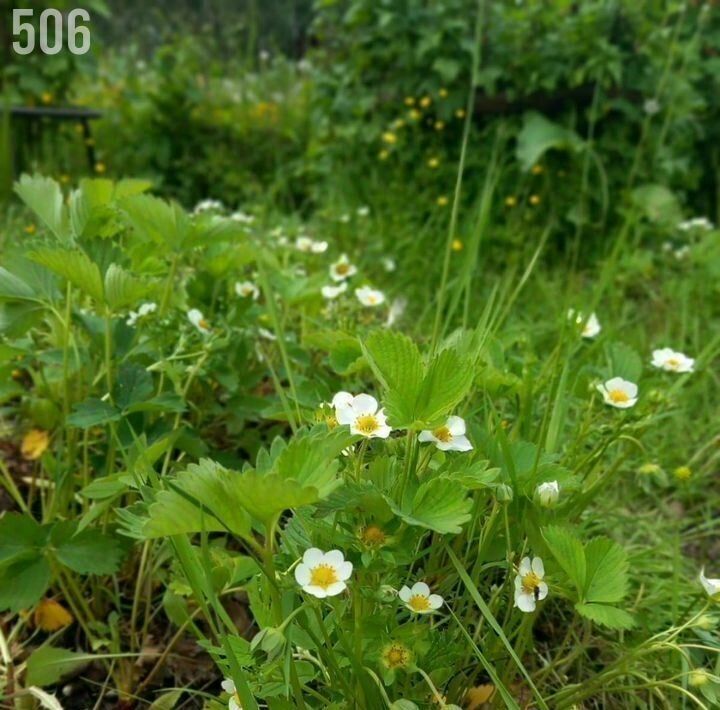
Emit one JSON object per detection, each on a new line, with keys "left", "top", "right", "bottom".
{"left": 21, "top": 429, "right": 50, "bottom": 460}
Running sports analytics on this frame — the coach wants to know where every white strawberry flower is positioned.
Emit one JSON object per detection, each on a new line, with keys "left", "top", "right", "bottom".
{"left": 188, "top": 308, "right": 211, "bottom": 334}
{"left": 311, "top": 240, "right": 328, "bottom": 253}
{"left": 235, "top": 281, "right": 259, "bottom": 300}
{"left": 514, "top": 556, "right": 548, "bottom": 613}
{"left": 294, "top": 548, "right": 353, "bottom": 598}
{"left": 230, "top": 210, "right": 254, "bottom": 224}
{"left": 651, "top": 348, "right": 694, "bottom": 373}
{"left": 221, "top": 679, "right": 243, "bottom": 710}
{"left": 193, "top": 198, "right": 223, "bottom": 214}
{"left": 399, "top": 582, "right": 443, "bottom": 614}
{"left": 700, "top": 569, "right": 720, "bottom": 599}
{"left": 596, "top": 377, "right": 638, "bottom": 409}
{"left": 336, "top": 394, "right": 392, "bottom": 439}
{"left": 536, "top": 480, "right": 560, "bottom": 507}
{"left": 355, "top": 286, "right": 385, "bottom": 307}
{"left": 357, "top": 206, "right": 370, "bottom": 217}
{"left": 126, "top": 301, "right": 157, "bottom": 326}
{"left": 382, "top": 257, "right": 397, "bottom": 273}
{"left": 678, "top": 217, "right": 713, "bottom": 231}
{"left": 568, "top": 309, "right": 601, "bottom": 339}
{"left": 418, "top": 415, "right": 472, "bottom": 452}
{"left": 329, "top": 254, "right": 357, "bottom": 282}
{"left": 321, "top": 282, "right": 347, "bottom": 299}
{"left": 295, "top": 236, "right": 314, "bottom": 252}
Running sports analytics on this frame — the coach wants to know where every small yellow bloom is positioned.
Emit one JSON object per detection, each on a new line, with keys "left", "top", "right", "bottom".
{"left": 24, "top": 224, "right": 37, "bottom": 235}
{"left": 637, "top": 462, "right": 661, "bottom": 476}
{"left": 378, "top": 149, "right": 389, "bottom": 161}
{"left": 382, "top": 131, "right": 398, "bottom": 145}
{"left": 434, "top": 120, "right": 445, "bottom": 131}
{"left": 404, "top": 96, "right": 415, "bottom": 106}
{"left": 531, "top": 164, "right": 544, "bottom": 175}
{"left": 40, "top": 92, "right": 54, "bottom": 105}
{"left": 452, "top": 239, "right": 463, "bottom": 252}
{"left": 465, "top": 685, "right": 496, "bottom": 709}
{"left": 455, "top": 108, "right": 466, "bottom": 119}
{"left": 529, "top": 194, "right": 541, "bottom": 206}
{"left": 22, "top": 429, "right": 50, "bottom": 460}
{"left": 504, "top": 195, "right": 517, "bottom": 207}
{"left": 359, "top": 524, "right": 387, "bottom": 548}
{"left": 34, "top": 599, "right": 74, "bottom": 632}
{"left": 408, "top": 109, "right": 422, "bottom": 121}
{"left": 381, "top": 642, "right": 411, "bottom": 670}
{"left": 94, "top": 162, "right": 106, "bottom": 174}
{"left": 392, "top": 118, "right": 405, "bottom": 130}
{"left": 427, "top": 157, "right": 440, "bottom": 169}
{"left": 438, "top": 88, "right": 448, "bottom": 98}
{"left": 419, "top": 96, "right": 432, "bottom": 108}
{"left": 437, "top": 195, "right": 449, "bottom": 207}
{"left": 674, "top": 465, "right": 692, "bottom": 480}
{"left": 689, "top": 669, "right": 710, "bottom": 687}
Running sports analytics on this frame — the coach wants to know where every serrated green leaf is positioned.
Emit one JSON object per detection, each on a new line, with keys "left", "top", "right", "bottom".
{"left": 114, "top": 363, "right": 153, "bottom": 410}
{"left": 0, "top": 555, "right": 51, "bottom": 612}
{"left": 362, "top": 330, "right": 423, "bottom": 427}
{"left": 68, "top": 398, "right": 121, "bottom": 428}
{"left": 25, "top": 646, "right": 91, "bottom": 687}
{"left": 0, "top": 267, "right": 38, "bottom": 301}
{"left": 575, "top": 602, "right": 635, "bottom": 629}
{"left": 15, "top": 174, "right": 69, "bottom": 241}
{"left": 543, "top": 526, "right": 586, "bottom": 593}
{"left": 120, "top": 194, "right": 190, "bottom": 249}
{"left": 51, "top": 523, "right": 124, "bottom": 575}
{"left": 391, "top": 476, "right": 472, "bottom": 534}
{"left": 584, "top": 537, "right": 628, "bottom": 604}
{"left": 415, "top": 347, "right": 474, "bottom": 426}
{"left": 104, "top": 263, "right": 152, "bottom": 312}
{"left": 607, "top": 342, "right": 642, "bottom": 383}
{"left": 29, "top": 247, "right": 104, "bottom": 303}
{"left": 0, "top": 513, "right": 47, "bottom": 564}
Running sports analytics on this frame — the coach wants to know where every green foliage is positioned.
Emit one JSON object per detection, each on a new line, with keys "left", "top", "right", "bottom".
{"left": 543, "top": 526, "right": 633, "bottom": 629}
{"left": 362, "top": 330, "right": 473, "bottom": 428}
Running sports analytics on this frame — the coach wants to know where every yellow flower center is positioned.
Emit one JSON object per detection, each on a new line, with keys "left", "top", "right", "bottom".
{"left": 199, "top": 319, "right": 210, "bottom": 330}
{"left": 608, "top": 389, "right": 629, "bottom": 404}
{"left": 355, "top": 414, "right": 379, "bottom": 435}
{"left": 432, "top": 426, "right": 453, "bottom": 443}
{"left": 382, "top": 643, "right": 410, "bottom": 669}
{"left": 408, "top": 594, "right": 431, "bottom": 612}
{"left": 521, "top": 571, "right": 542, "bottom": 594}
{"left": 309, "top": 564, "right": 339, "bottom": 590}
{"left": 666, "top": 358, "right": 680, "bottom": 369}
{"left": 335, "top": 263, "right": 350, "bottom": 276}
{"left": 360, "top": 524, "right": 386, "bottom": 547}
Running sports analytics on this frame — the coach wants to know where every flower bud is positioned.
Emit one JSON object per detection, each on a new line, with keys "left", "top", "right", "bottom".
{"left": 536, "top": 480, "right": 560, "bottom": 507}
{"left": 495, "top": 484, "right": 514, "bottom": 503}
{"left": 689, "top": 669, "right": 710, "bottom": 687}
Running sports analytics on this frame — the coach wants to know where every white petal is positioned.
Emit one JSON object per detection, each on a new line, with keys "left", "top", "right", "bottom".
{"left": 428, "top": 594, "right": 444, "bottom": 609}
{"left": 515, "top": 591, "right": 536, "bottom": 613}
{"left": 295, "top": 564, "right": 311, "bottom": 586}
{"left": 531, "top": 557, "right": 545, "bottom": 578}
{"left": 323, "top": 550, "right": 345, "bottom": 567}
{"left": 446, "top": 416, "right": 466, "bottom": 436}
{"left": 412, "top": 582, "right": 430, "bottom": 597}
{"left": 537, "top": 582, "right": 549, "bottom": 601}
{"left": 229, "top": 698, "right": 242, "bottom": 710}
{"left": 518, "top": 557, "right": 532, "bottom": 575}
{"left": 337, "top": 561, "right": 353, "bottom": 581}
{"left": 332, "top": 391, "right": 354, "bottom": 409}
{"left": 335, "top": 405, "right": 355, "bottom": 425}
{"left": 372, "top": 424, "right": 392, "bottom": 439}
{"left": 304, "top": 585, "right": 328, "bottom": 598}
{"left": 324, "top": 581, "right": 347, "bottom": 597}
{"left": 352, "top": 394, "right": 378, "bottom": 415}
{"left": 449, "top": 435, "right": 473, "bottom": 452}
{"left": 418, "top": 430, "right": 435, "bottom": 443}
{"left": 398, "top": 586, "right": 412, "bottom": 602}
{"left": 221, "top": 679, "right": 236, "bottom": 694}
{"left": 303, "top": 548, "right": 324, "bottom": 566}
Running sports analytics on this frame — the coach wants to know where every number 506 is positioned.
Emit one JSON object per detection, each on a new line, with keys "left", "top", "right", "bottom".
{"left": 13, "top": 8, "right": 91, "bottom": 56}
